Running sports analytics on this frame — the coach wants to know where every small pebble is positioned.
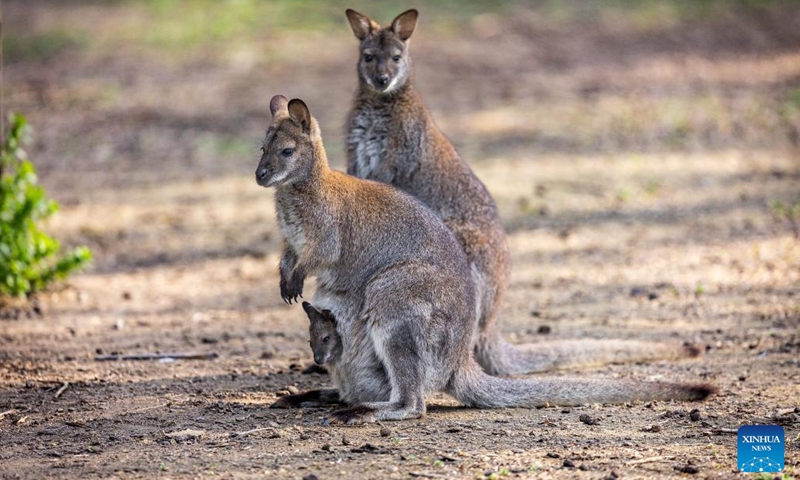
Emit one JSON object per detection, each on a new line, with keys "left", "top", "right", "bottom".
{"left": 287, "top": 386, "right": 300, "bottom": 395}
{"left": 579, "top": 414, "right": 599, "bottom": 425}
{"left": 563, "top": 459, "right": 575, "bottom": 468}
{"left": 342, "top": 436, "right": 351, "bottom": 446}
{"left": 546, "top": 452, "right": 560, "bottom": 458}
{"left": 379, "top": 427, "right": 391, "bottom": 437}
{"left": 321, "top": 444, "right": 331, "bottom": 451}
{"left": 537, "top": 325, "right": 551, "bottom": 334}
{"left": 302, "top": 475, "right": 319, "bottom": 480}
{"left": 676, "top": 465, "right": 699, "bottom": 474}
{"left": 689, "top": 409, "right": 701, "bottom": 422}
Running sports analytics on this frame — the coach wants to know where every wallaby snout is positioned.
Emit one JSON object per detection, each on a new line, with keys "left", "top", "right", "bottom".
{"left": 375, "top": 73, "right": 390, "bottom": 87}
{"left": 255, "top": 163, "right": 270, "bottom": 185}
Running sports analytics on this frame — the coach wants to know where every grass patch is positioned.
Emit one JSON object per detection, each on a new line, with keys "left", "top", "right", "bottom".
{"left": 3, "top": 30, "right": 88, "bottom": 63}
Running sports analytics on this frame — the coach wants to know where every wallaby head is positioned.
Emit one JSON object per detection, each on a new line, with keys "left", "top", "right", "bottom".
{"left": 302, "top": 301, "right": 341, "bottom": 366}
{"left": 345, "top": 8, "right": 418, "bottom": 94}
{"left": 255, "top": 95, "right": 323, "bottom": 188}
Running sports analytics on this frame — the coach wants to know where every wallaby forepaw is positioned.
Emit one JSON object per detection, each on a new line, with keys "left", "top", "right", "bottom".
{"left": 329, "top": 405, "right": 377, "bottom": 425}
{"left": 280, "top": 277, "right": 304, "bottom": 304}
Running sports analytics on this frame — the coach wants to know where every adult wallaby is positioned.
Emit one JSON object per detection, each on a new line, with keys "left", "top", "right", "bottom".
{"left": 257, "top": 95, "right": 714, "bottom": 423}
{"left": 344, "top": 9, "right": 700, "bottom": 375}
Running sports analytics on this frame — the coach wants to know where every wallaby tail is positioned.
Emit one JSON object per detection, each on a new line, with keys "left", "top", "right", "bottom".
{"left": 475, "top": 332, "right": 703, "bottom": 376}
{"left": 448, "top": 359, "right": 715, "bottom": 408}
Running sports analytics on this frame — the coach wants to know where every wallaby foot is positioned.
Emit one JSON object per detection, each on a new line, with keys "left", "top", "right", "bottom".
{"left": 329, "top": 405, "right": 378, "bottom": 424}
{"left": 270, "top": 388, "right": 341, "bottom": 409}
{"left": 329, "top": 401, "right": 425, "bottom": 424}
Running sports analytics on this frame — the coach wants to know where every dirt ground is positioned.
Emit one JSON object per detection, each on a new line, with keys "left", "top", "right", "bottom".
{"left": 1, "top": 1, "right": 799, "bottom": 479}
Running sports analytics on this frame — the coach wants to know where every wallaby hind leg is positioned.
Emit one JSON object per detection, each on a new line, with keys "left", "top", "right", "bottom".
{"left": 270, "top": 388, "right": 342, "bottom": 409}
{"left": 330, "top": 315, "right": 426, "bottom": 424}
{"left": 477, "top": 334, "right": 702, "bottom": 375}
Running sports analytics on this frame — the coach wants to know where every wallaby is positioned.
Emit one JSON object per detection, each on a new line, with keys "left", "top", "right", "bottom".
{"left": 303, "top": 301, "right": 343, "bottom": 366}
{"left": 343, "top": 9, "right": 701, "bottom": 375}
{"left": 257, "top": 95, "right": 714, "bottom": 423}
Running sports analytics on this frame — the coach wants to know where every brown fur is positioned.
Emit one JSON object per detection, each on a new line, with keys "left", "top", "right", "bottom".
{"left": 344, "top": 9, "right": 702, "bottom": 375}
{"left": 258, "top": 96, "right": 715, "bottom": 423}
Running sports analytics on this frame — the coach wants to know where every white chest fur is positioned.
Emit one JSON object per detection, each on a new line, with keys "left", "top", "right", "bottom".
{"left": 348, "top": 106, "right": 390, "bottom": 178}
{"left": 275, "top": 195, "right": 305, "bottom": 251}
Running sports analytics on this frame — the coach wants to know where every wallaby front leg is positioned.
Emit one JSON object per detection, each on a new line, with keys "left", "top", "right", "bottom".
{"left": 330, "top": 319, "right": 426, "bottom": 424}
{"left": 270, "top": 389, "right": 341, "bottom": 409}
{"left": 279, "top": 246, "right": 305, "bottom": 304}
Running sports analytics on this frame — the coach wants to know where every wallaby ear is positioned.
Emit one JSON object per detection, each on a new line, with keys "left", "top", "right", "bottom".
{"left": 391, "top": 9, "right": 418, "bottom": 41}
{"left": 346, "top": 9, "right": 377, "bottom": 40}
{"left": 270, "top": 95, "right": 288, "bottom": 117}
{"left": 321, "top": 309, "right": 336, "bottom": 325}
{"left": 287, "top": 98, "right": 311, "bottom": 135}
{"left": 301, "top": 301, "right": 316, "bottom": 315}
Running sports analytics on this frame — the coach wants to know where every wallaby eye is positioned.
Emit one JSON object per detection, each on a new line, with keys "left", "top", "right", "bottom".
{"left": 392, "top": 55, "right": 401, "bottom": 62}
{"left": 281, "top": 148, "right": 294, "bottom": 157}
{"left": 322, "top": 336, "right": 330, "bottom": 343}
{"left": 363, "top": 54, "right": 374, "bottom": 63}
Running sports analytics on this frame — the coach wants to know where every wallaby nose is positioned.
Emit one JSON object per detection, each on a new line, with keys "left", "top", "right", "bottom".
{"left": 375, "top": 74, "right": 389, "bottom": 86}
{"left": 314, "top": 355, "right": 324, "bottom": 365}
{"left": 256, "top": 166, "right": 268, "bottom": 179}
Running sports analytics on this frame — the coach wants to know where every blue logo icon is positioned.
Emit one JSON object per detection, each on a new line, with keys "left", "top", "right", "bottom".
{"left": 738, "top": 425, "right": 784, "bottom": 473}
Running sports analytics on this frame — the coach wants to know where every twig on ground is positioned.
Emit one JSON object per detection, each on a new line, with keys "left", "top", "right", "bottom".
{"left": 626, "top": 455, "right": 675, "bottom": 465}
{"left": 230, "top": 426, "right": 275, "bottom": 437}
{"left": 95, "top": 352, "right": 218, "bottom": 361}
{"left": 711, "top": 428, "right": 738, "bottom": 435}
{"left": 0, "top": 409, "right": 17, "bottom": 419}
{"left": 409, "top": 472, "right": 450, "bottom": 479}
{"left": 54, "top": 382, "right": 69, "bottom": 399}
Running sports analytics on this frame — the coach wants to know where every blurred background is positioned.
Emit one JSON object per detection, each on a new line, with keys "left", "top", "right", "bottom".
{"left": 2, "top": 1, "right": 799, "bottom": 477}
{"left": 3, "top": 0, "right": 799, "bottom": 360}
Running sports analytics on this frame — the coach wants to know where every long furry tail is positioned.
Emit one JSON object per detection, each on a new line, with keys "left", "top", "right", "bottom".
{"left": 475, "top": 332, "right": 703, "bottom": 376}
{"left": 449, "top": 360, "right": 715, "bottom": 408}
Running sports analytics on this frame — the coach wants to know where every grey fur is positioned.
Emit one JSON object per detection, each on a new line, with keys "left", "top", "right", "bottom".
{"left": 258, "top": 96, "right": 715, "bottom": 424}
{"left": 344, "top": 9, "right": 702, "bottom": 375}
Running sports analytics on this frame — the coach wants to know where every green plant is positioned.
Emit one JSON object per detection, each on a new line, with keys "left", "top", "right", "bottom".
{"left": 772, "top": 198, "right": 800, "bottom": 238}
{"left": 0, "top": 113, "right": 91, "bottom": 298}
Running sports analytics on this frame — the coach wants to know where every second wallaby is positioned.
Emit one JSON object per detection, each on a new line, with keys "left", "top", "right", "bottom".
{"left": 343, "top": 8, "right": 702, "bottom": 375}
{"left": 303, "top": 301, "right": 343, "bottom": 366}
{"left": 258, "top": 95, "right": 714, "bottom": 423}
